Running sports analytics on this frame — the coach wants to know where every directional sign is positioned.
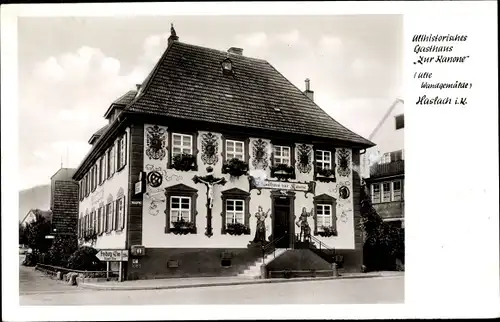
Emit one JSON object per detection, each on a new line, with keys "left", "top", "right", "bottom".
{"left": 96, "top": 249, "right": 129, "bottom": 262}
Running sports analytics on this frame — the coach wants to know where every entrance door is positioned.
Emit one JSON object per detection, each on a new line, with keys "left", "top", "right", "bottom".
{"left": 273, "top": 197, "right": 291, "bottom": 248}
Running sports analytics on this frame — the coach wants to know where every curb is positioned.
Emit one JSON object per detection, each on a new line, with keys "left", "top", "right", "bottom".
{"left": 78, "top": 273, "right": 384, "bottom": 291}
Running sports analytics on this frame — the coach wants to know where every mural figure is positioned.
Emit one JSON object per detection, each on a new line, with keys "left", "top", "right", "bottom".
{"left": 337, "top": 148, "right": 351, "bottom": 177}
{"left": 252, "top": 139, "right": 269, "bottom": 170}
{"left": 253, "top": 206, "right": 270, "bottom": 243}
{"left": 145, "top": 125, "right": 167, "bottom": 160}
{"left": 296, "top": 207, "right": 313, "bottom": 242}
{"left": 201, "top": 132, "right": 219, "bottom": 165}
{"left": 296, "top": 144, "right": 312, "bottom": 173}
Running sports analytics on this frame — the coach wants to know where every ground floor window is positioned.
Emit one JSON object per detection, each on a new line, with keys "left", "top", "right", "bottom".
{"left": 225, "top": 199, "right": 244, "bottom": 225}
{"left": 164, "top": 184, "right": 198, "bottom": 234}
{"left": 316, "top": 204, "right": 333, "bottom": 230}
{"left": 312, "top": 193, "right": 338, "bottom": 236}
{"left": 220, "top": 188, "right": 251, "bottom": 235}
{"left": 170, "top": 196, "right": 191, "bottom": 223}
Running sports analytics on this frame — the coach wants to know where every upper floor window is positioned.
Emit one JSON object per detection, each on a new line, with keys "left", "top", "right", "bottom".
{"left": 172, "top": 133, "right": 193, "bottom": 157}
{"left": 395, "top": 114, "right": 404, "bottom": 130}
{"left": 371, "top": 183, "right": 381, "bottom": 203}
{"left": 226, "top": 139, "right": 245, "bottom": 160}
{"left": 273, "top": 145, "right": 291, "bottom": 166}
{"left": 380, "top": 152, "right": 391, "bottom": 164}
{"left": 315, "top": 150, "right": 332, "bottom": 170}
{"left": 117, "top": 134, "right": 127, "bottom": 170}
{"left": 392, "top": 180, "right": 402, "bottom": 201}
{"left": 382, "top": 182, "right": 391, "bottom": 202}
{"left": 107, "top": 146, "right": 115, "bottom": 178}
{"left": 99, "top": 157, "right": 104, "bottom": 185}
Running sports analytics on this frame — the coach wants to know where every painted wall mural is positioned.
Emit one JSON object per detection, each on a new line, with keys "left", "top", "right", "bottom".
{"left": 337, "top": 148, "right": 351, "bottom": 177}
{"left": 296, "top": 144, "right": 312, "bottom": 173}
{"left": 251, "top": 139, "right": 269, "bottom": 170}
{"left": 201, "top": 132, "right": 219, "bottom": 165}
{"left": 252, "top": 206, "right": 270, "bottom": 243}
{"left": 145, "top": 125, "right": 167, "bottom": 161}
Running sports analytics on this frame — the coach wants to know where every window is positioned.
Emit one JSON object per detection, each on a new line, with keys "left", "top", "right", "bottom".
{"left": 316, "top": 204, "right": 333, "bottom": 230}
{"left": 315, "top": 150, "right": 332, "bottom": 170}
{"left": 115, "top": 196, "right": 125, "bottom": 231}
{"left": 117, "top": 134, "right": 127, "bottom": 170}
{"left": 392, "top": 180, "right": 402, "bottom": 201}
{"left": 371, "top": 184, "right": 381, "bottom": 203}
{"left": 85, "top": 174, "right": 90, "bottom": 197}
{"left": 164, "top": 184, "right": 198, "bottom": 234}
{"left": 97, "top": 207, "right": 102, "bottom": 235}
{"left": 395, "top": 114, "right": 404, "bottom": 130}
{"left": 312, "top": 194, "right": 337, "bottom": 236}
{"left": 390, "top": 150, "right": 403, "bottom": 162}
{"left": 226, "top": 199, "right": 245, "bottom": 225}
{"left": 98, "top": 157, "right": 103, "bottom": 184}
{"left": 105, "top": 202, "right": 114, "bottom": 233}
{"left": 91, "top": 166, "right": 97, "bottom": 192}
{"left": 380, "top": 152, "right": 391, "bottom": 164}
{"left": 226, "top": 140, "right": 244, "bottom": 160}
{"left": 92, "top": 211, "right": 97, "bottom": 233}
{"left": 172, "top": 133, "right": 193, "bottom": 157}
{"left": 273, "top": 146, "right": 291, "bottom": 166}
{"left": 220, "top": 188, "right": 251, "bottom": 234}
{"left": 103, "top": 152, "right": 108, "bottom": 181}
{"left": 221, "top": 58, "right": 233, "bottom": 75}
{"left": 382, "top": 182, "right": 391, "bottom": 202}
{"left": 79, "top": 181, "right": 83, "bottom": 200}
{"left": 110, "top": 145, "right": 116, "bottom": 176}
{"left": 170, "top": 196, "right": 191, "bottom": 224}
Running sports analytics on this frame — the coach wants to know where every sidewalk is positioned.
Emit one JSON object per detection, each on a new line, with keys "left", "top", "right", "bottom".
{"left": 78, "top": 271, "right": 403, "bottom": 291}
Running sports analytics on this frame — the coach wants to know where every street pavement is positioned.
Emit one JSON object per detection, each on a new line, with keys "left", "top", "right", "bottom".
{"left": 20, "top": 264, "right": 404, "bottom": 305}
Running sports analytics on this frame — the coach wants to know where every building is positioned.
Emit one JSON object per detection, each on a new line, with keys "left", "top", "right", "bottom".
{"left": 363, "top": 98, "right": 404, "bottom": 229}
{"left": 20, "top": 209, "right": 52, "bottom": 227}
{"left": 73, "top": 26, "right": 375, "bottom": 280}
{"left": 50, "top": 168, "right": 79, "bottom": 236}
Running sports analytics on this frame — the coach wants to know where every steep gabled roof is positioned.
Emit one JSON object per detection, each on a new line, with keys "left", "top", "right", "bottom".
{"left": 127, "top": 41, "right": 374, "bottom": 147}
{"left": 103, "top": 90, "right": 138, "bottom": 119}
{"left": 88, "top": 124, "right": 110, "bottom": 144}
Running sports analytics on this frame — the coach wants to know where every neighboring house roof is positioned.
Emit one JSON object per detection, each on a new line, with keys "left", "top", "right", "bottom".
{"left": 51, "top": 180, "right": 79, "bottom": 235}
{"left": 88, "top": 124, "right": 110, "bottom": 144}
{"left": 102, "top": 90, "right": 138, "bottom": 119}
{"left": 127, "top": 40, "right": 374, "bottom": 147}
{"left": 368, "top": 98, "right": 404, "bottom": 141}
{"left": 21, "top": 209, "right": 52, "bottom": 225}
{"left": 50, "top": 168, "right": 77, "bottom": 181}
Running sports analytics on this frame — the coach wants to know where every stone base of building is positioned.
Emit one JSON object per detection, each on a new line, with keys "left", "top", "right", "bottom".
{"left": 125, "top": 247, "right": 364, "bottom": 280}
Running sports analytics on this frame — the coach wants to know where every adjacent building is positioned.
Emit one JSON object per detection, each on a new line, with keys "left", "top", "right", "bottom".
{"left": 363, "top": 98, "right": 405, "bottom": 229}
{"left": 73, "top": 27, "right": 375, "bottom": 280}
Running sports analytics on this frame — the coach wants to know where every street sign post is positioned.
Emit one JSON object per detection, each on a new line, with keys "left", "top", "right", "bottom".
{"left": 95, "top": 249, "right": 129, "bottom": 262}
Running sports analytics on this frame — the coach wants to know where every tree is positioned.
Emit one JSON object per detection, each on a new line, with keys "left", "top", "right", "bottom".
{"left": 47, "top": 234, "right": 78, "bottom": 267}
{"left": 24, "top": 212, "right": 53, "bottom": 254}
{"left": 359, "top": 184, "right": 405, "bottom": 271}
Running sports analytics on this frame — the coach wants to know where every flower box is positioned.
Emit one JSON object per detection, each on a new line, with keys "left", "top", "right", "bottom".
{"left": 270, "top": 164, "right": 296, "bottom": 181}
{"left": 171, "top": 153, "right": 197, "bottom": 172}
{"left": 225, "top": 222, "right": 250, "bottom": 236}
{"left": 317, "top": 226, "right": 337, "bottom": 237}
{"left": 222, "top": 158, "right": 249, "bottom": 178}
{"left": 170, "top": 219, "right": 196, "bottom": 235}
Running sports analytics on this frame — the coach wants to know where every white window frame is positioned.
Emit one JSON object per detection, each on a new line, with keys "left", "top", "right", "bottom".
{"left": 382, "top": 181, "right": 391, "bottom": 202}
{"left": 316, "top": 204, "right": 333, "bottom": 230}
{"left": 115, "top": 196, "right": 125, "bottom": 231}
{"left": 273, "top": 145, "right": 291, "bottom": 166}
{"left": 225, "top": 139, "right": 245, "bottom": 161}
{"left": 172, "top": 133, "right": 193, "bottom": 158}
{"left": 380, "top": 152, "right": 391, "bottom": 164}
{"left": 105, "top": 202, "right": 114, "bottom": 233}
{"left": 117, "top": 135, "right": 127, "bottom": 169}
{"left": 225, "top": 199, "right": 245, "bottom": 225}
{"left": 315, "top": 150, "right": 332, "bottom": 170}
{"left": 170, "top": 196, "right": 192, "bottom": 223}
{"left": 392, "top": 180, "right": 402, "bottom": 201}
{"left": 371, "top": 183, "right": 381, "bottom": 203}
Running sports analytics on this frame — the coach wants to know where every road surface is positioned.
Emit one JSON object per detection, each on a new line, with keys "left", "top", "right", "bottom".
{"left": 20, "top": 263, "right": 404, "bottom": 305}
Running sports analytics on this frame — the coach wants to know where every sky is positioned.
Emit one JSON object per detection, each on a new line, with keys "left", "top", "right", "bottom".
{"left": 18, "top": 15, "right": 403, "bottom": 190}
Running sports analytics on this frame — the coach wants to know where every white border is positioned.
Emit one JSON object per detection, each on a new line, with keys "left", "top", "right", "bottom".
{"left": 2, "top": 1, "right": 499, "bottom": 320}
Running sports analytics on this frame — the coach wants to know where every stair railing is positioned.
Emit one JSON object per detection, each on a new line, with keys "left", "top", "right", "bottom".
{"left": 261, "top": 235, "right": 286, "bottom": 264}
{"left": 309, "top": 235, "right": 337, "bottom": 263}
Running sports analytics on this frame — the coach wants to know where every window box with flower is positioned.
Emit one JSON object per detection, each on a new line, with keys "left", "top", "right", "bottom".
{"left": 171, "top": 153, "right": 197, "bottom": 172}
{"left": 317, "top": 226, "right": 337, "bottom": 237}
{"left": 222, "top": 158, "right": 249, "bottom": 178}
{"left": 170, "top": 218, "right": 197, "bottom": 235}
{"left": 270, "top": 163, "right": 296, "bottom": 181}
{"left": 225, "top": 222, "right": 251, "bottom": 236}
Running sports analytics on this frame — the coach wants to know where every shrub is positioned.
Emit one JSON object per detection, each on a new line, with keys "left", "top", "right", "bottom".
{"left": 66, "top": 246, "right": 104, "bottom": 271}
{"left": 46, "top": 235, "right": 78, "bottom": 267}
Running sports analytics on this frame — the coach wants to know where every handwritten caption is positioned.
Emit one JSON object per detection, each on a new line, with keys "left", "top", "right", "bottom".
{"left": 413, "top": 34, "right": 471, "bottom": 106}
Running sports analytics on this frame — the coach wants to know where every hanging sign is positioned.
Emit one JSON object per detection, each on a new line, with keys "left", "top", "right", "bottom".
{"left": 248, "top": 176, "right": 316, "bottom": 198}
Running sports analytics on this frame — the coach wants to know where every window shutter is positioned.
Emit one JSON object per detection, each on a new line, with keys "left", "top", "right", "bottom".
{"left": 114, "top": 199, "right": 119, "bottom": 230}
{"left": 121, "top": 135, "right": 127, "bottom": 167}
{"left": 120, "top": 196, "right": 125, "bottom": 230}
{"left": 110, "top": 202, "right": 115, "bottom": 231}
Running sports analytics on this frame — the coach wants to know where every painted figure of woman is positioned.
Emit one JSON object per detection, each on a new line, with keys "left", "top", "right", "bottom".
{"left": 296, "top": 207, "right": 313, "bottom": 241}
{"left": 253, "top": 206, "right": 270, "bottom": 243}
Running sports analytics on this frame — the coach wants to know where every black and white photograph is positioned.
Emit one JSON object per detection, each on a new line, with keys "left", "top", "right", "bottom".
{"left": 2, "top": 1, "right": 498, "bottom": 320}
{"left": 16, "top": 14, "right": 404, "bottom": 305}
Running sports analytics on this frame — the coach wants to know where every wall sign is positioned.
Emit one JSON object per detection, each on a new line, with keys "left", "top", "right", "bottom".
{"left": 248, "top": 176, "right": 315, "bottom": 198}
{"left": 132, "top": 200, "right": 142, "bottom": 206}
{"left": 96, "top": 249, "right": 129, "bottom": 262}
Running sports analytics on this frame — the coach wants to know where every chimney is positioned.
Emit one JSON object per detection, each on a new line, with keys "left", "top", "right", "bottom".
{"left": 168, "top": 23, "right": 179, "bottom": 46}
{"left": 304, "top": 78, "right": 314, "bottom": 101}
{"left": 227, "top": 47, "right": 243, "bottom": 55}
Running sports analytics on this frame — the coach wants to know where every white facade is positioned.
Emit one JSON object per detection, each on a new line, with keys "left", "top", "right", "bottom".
{"left": 141, "top": 125, "right": 356, "bottom": 250}
{"left": 77, "top": 128, "right": 131, "bottom": 250}
{"left": 362, "top": 99, "right": 404, "bottom": 178}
